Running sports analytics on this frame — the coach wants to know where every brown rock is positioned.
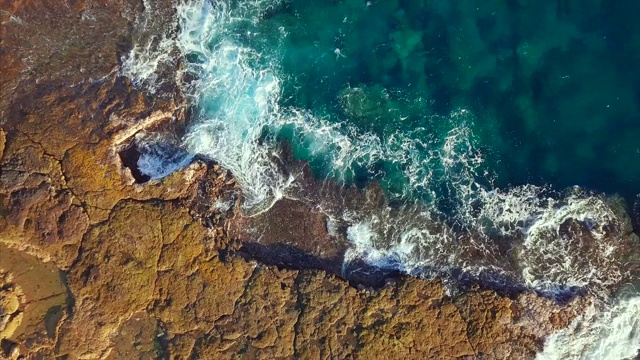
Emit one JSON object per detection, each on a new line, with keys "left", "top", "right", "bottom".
{"left": 231, "top": 198, "right": 346, "bottom": 260}
{"left": 194, "top": 265, "right": 299, "bottom": 359}
{"left": 292, "top": 271, "right": 361, "bottom": 359}
{"left": 357, "top": 280, "right": 475, "bottom": 359}
{"left": 0, "top": 128, "right": 5, "bottom": 159}
{"left": 0, "top": 132, "right": 89, "bottom": 269}
{"left": 153, "top": 237, "right": 254, "bottom": 336}
{"left": 57, "top": 200, "right": 176, "bottom": 357}
{"left": 1, "top": 194, "right": 590, "bottom": 359}
{"left": 454, "top": 290, "right": 589, "bottom": 359}
{"left": 106, "top": 311, "right": 165, "bottom": 360}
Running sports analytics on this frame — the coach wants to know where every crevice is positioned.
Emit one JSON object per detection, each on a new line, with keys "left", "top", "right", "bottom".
{"left": 451, "top": 301, "right": 478, "bottom": 357}
{"left": 118, "top": 141, "right": 151, "bottom": 183}
{"left": 292, "top": 271, "right": 305, "bottom": 359}
{"left": 150, "top": 215, "right": 168, "bottom": 309}
{"left": 23, "top": 291, "right": 67, "bottom": 306}
{"left": 13, "top": 129, "right": 62, "bottom": 161}
{"left": 237, "top": 241, "right": 401, "bottom": 289}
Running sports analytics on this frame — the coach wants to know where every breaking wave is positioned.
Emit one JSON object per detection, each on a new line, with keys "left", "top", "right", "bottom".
{"left": 538, "top": 295, "right": 640, "bottom": 360}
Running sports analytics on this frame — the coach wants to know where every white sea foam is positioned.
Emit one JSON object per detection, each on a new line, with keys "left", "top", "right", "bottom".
{"left": 344, "top": 219, "right": 426, "bottom": 275}
{"left": 176, "top": 0, "right": 293, "bottom": 213}
{"left": 458, "top": 183, "right": 626, "bottom": 296}
{"left": 213, "top": 198, "right": 233, "bottom": 212}
{"left": 119, "top": 0, "right": 633, "bottom": 297}
{"left": 121, "top": 0, "right": 178, "bottom": 94}
{"left": 121, "top": 34, "right": 176, "bottom": 93}
{"left": 517, "top": 193, "right": 623, "bottom": 295}
{"left": 134, "top": 132, "right": 193, "bottom": 180}
{"left": 538, "top": 295, "right": 640, "bottom": 360}
{"left": 172, "top": 0, "right": 462, "bottom": 213}
{"left": 341, "top": 202, "right": 460, "bottom": 278}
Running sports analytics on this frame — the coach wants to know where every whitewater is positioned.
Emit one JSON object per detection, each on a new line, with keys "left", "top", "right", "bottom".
{"left": 121, "top": 0, "right": 640, "bottom": 358}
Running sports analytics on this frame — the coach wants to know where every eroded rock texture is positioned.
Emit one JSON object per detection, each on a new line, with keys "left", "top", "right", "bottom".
{"left": 5, "top": 198, "right": 587, "bottom": 359}
{"left": 1, "top": 0, "right": 591, "bottom": 359}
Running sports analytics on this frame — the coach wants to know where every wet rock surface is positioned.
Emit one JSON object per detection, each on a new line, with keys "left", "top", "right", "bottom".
{"left": 0, "top": 0, "right": 613, "bottom": 359}
{"left": 231, "top": 197, "right": 349, "bottom": 277}
{"left": 0, "top": 244, "right": 67, "bottom": 359}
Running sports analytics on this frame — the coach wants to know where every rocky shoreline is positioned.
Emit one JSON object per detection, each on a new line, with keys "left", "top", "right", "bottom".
{"left": 0, "top": 1, "right": 636, "bottom": 359}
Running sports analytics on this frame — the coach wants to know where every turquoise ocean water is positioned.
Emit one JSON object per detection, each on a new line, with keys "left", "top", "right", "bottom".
{"left": 253, "top": 0, "right": 640, "bottom": 199}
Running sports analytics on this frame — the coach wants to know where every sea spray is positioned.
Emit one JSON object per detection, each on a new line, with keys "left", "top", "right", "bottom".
{"left": 176, "top": 0, "right": 294, "bottom": 213}
{"left": 121, "top": 0, "right": 180, "bottom": 94}
{"left": 538, "top": 295, "right": 640, "bottom": 360}
{"left": 134, "top": 133, "right": 193, "bottom": 181}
